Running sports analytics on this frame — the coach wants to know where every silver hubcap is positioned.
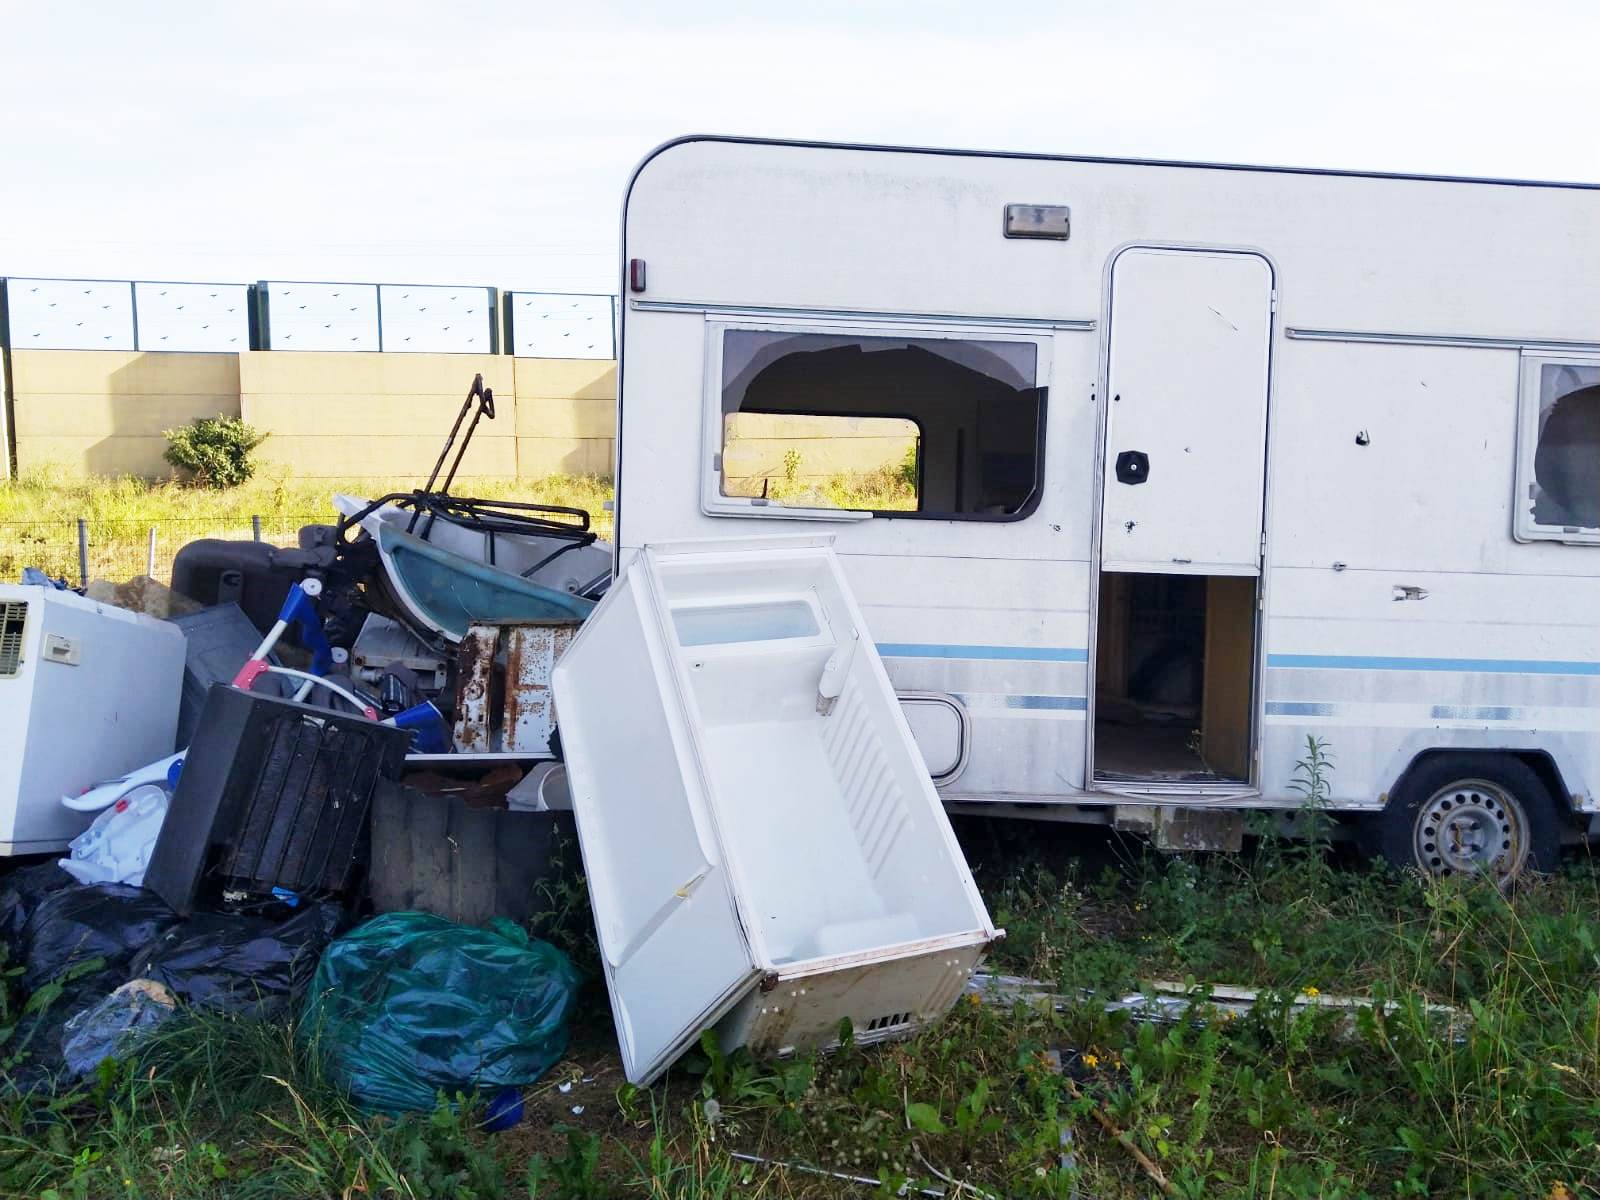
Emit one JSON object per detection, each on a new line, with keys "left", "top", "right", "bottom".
{"left": 1413, "top": 779, "right": 1527, "bottom": 878}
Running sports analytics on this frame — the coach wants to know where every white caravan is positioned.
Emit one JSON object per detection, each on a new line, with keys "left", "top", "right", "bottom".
{"left": 612, "top": 136, "right": 1600, "bottom": 879}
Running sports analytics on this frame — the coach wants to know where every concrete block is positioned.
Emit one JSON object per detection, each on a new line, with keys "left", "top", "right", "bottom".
{"left": 238, "top": 351, "right": 513, "bottom": 397}
{"left": 13, "top": 393, "right": 239, "bottom": 438}
{"left": 512, "top": 396, "right": 615, "bottom": 439}
{"left": 10, "top": 350, "right": 239, "bottom": 397}
{"left": 1152, "top": 807, "right": 1245, "bottom": 853}
{"left": 514, "top": 358, "right": 616, "bottom": 402}
{"left": 254, "top": 433, "right": 519, "bottom": 480}
{"left": 241, "top": 391, "right": 520, "bottom": 439}
{"left": 16, "top": 435, "right": 180, "bottom": 478}
{"left": 516, "top": 437, "right": 614, "bottom": 478}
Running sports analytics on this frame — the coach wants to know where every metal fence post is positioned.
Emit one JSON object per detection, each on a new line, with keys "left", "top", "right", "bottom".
{"left": 146, "top": 527, "right": 157, "bottom": 577}
{"left": 77, "top": 519, "right": 88, "bottom": 589}
{"left": 374, "top": 284, "right": 384, "bottom": 353}
{"left": 487, "top": 287, "right": 502, "bottom": 355}
{"left": 252, "top": 515, "right": 262, "bottom": 542}
{"left": 501, "top": 290, "right": 516, "bottom": 357}
{"left": 248, "top": 281, "right": 271, "bottom": 350}
{"left": 129, "top": 280, "right": 140, "bottom": 351}
{"left": 0, "top": 277, "right": 14, "bottom": 480}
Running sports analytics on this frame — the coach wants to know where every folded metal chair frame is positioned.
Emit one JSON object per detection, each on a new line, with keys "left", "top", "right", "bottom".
{"left": 333, "top": 373, "right": 602, "bottom": 587}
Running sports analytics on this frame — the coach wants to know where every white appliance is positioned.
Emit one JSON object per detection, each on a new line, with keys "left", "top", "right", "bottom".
{"left": 552, "top": 536, "right": 1000, "bottom": 1084}
{"left": 0, "top": 586, "right": 187, "bottom": 855}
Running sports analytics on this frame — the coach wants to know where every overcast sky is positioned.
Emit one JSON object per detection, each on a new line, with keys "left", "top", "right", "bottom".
{"left": 1, "top": 0, "right": 1596, "bottom": 296}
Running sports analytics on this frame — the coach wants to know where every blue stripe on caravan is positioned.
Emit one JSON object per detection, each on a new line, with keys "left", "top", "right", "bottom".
{"left": 876, "top": 643, "right": 1089, "bottom": 663}
{"left": 1267, "top": 653, "right": 1600, "bottom": 676}
{"left": 953, "top": 692, "right": 1088, "bottom": 711}
{"left": 1431, "top": 704, "right": 1517, "bottom": 721}
{"left": 1007, "top": 694, "right": 1088, "bottom": 711}
{"left": 1264, "top": 701, "right": 1336, "bottom": 717}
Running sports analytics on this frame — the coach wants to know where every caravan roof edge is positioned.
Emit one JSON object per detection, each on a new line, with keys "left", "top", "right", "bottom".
{"left": 623, "top": 133, "right": 1600, "bottom": 198}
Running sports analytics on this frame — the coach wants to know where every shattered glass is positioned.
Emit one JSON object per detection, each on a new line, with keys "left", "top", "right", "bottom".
{"left": 1529, "top": 362, "right": 1600, "bottom": 533}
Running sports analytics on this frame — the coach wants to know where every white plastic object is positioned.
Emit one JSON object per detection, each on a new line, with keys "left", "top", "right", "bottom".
{"left": 552, "top": 535, "right": 1000, "bottom": 1085}
{"left": 0, "top": 585, "right": 186, "bottom": 855}
{"left": 506, "top": 762, "right": 572, "bottom": 812}
{"left": 61, "top": 750, "right": 185, "bottom": 813}
{"left": 58, "top": 783, "right": 171, "bottom": 886}
{"left": 538, "top": 764, "right": 572, "bottom": 811}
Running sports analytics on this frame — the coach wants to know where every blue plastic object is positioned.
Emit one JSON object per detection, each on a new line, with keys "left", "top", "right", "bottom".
{"left": 377, "top": 524, "right": 594, "bottom": 642}
{"left": 277, "top": 583, "right": 334, "bottom": 676}
{"left": 165, "top": 758, "right": 185, "bottom": 790}
{"left": 482, "top": 1088, "right": 525, "bottom": 1132}
{"left": 304, "top": 912, "right": 580, "bottom": 1114}
{"left": 391, "top": 700, "right": 451, "bottom": 754}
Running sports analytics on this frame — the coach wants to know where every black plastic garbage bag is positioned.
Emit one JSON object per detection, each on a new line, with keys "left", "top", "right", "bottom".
{"left": 61, "top": 979, "right": 179, "bottom": 1079}
{"left": 20, "top": 884, "right": 178, "bottom": 992}
{"left": 6, "top": 884, "right": 176, "bottom": 1093}
{"left": 134, "top": 902, "right": 345, "bottom": 1019}
{"left": 304, "top": 912, "right": 581, "bottom": 1114}
{"left": 0, "top": 862, "right": 76, "bottom": 952}
{"left": 3, "top": 975, "right": 121, "bottom": 1093}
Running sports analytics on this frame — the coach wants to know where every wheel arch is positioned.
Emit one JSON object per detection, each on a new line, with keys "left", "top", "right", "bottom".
{"left": 1389, "top": 747, "right": 1584, "bottom": 830}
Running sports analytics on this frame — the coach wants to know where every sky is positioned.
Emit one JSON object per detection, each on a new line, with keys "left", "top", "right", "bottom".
{"left": 1, "top": 0, "right": 1597, "bottom": 297}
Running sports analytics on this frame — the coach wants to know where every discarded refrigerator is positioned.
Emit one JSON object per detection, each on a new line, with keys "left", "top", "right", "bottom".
{"left": 0, "top": 585, "right": 187, "bottom": 855}
{"left": 552, "top": 536, "right": 1000, "bottom": 1084}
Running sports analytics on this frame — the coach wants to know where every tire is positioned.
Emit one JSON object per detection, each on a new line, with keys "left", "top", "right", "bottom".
{"left": 1376, "top": 753, "right": 1562, "bottom": 881}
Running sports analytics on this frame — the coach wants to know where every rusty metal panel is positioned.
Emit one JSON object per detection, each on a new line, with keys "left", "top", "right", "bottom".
{"left": 452, "top": 623, "right": 496, "bottom": 752}
{"left": 502, "top": 621, "right": 578, "bottom": 753}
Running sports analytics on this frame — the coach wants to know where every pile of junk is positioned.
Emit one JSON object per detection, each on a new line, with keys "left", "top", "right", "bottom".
{"left": 0, "top": 374, "right": 1000, "bottom": 1108}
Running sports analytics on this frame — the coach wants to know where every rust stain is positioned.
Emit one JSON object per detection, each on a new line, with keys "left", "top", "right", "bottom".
{"left": 502, "top": 621, "right": 578, "bottom": 753}
{"left": 452, "top": 625, "right": 496, "bottom": 752}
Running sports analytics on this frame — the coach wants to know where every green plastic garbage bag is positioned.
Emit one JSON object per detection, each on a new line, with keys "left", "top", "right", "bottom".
{"left": 304, "top": 912, "right": 581, "bottom": 1113}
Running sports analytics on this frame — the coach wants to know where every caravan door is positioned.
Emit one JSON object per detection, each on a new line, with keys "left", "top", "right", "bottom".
{"left": 1099, "top": 247, "right": 1273, "bottom": 574}
{"left": 1091, "top": 247, "right": 1273, "bottom": 788}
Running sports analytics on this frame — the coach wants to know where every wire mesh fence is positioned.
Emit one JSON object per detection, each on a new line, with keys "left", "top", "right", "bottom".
{"left": 0, "top": 515, "right": 327, "bottom": 588}
{"left": 0, "top": 507, "right": 617, "bottom": 589}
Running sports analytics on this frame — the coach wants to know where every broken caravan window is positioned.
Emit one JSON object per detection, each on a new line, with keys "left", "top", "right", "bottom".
{"left": 717, "top": 329, "right": 1045, "bottom": 519}
{"left": 1519, "top": 358, "right": 1600, "bottom": 541}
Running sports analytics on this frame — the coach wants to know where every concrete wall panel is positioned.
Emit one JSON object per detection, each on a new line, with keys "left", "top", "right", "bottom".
{"left": 11, "top": 350, "right": 240, "bottom": 475}
{"left": 240, "top": 351, "right": 516, "bottom": 480}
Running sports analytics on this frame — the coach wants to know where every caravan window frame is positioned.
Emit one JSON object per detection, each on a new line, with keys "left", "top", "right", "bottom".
{"left": 1514, "top": 352, "right": 1600, "bottom": 545}
{"left": 700, "top": 315, "right": 1052, "bottom": 522}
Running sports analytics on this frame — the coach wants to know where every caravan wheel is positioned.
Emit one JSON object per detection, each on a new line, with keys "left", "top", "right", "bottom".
{"left": 1377, "top": 754, "right": 1561, "bottom": 882}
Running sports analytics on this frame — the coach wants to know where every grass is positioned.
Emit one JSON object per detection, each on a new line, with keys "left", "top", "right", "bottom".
{"left": 5, "top": 824, "right": 1599, "bottom": 1198}
{"left": 701, "top": 443, "right": 920, "bottom": 513}
{"left": 0, "top": 467, "right": 616, "bottom": 584}
{"left": 757, "top": 462, "right": 918, "bottom": 513}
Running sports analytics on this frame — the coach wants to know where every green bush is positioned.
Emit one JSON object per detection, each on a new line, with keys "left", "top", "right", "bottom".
{"left": 162, "top": 415, "right": 268, "bottom": 488}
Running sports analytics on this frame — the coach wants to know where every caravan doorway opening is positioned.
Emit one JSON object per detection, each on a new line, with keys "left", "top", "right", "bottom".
{"left": 1093, "top": 572, "right": 1255, "bottom": 784}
